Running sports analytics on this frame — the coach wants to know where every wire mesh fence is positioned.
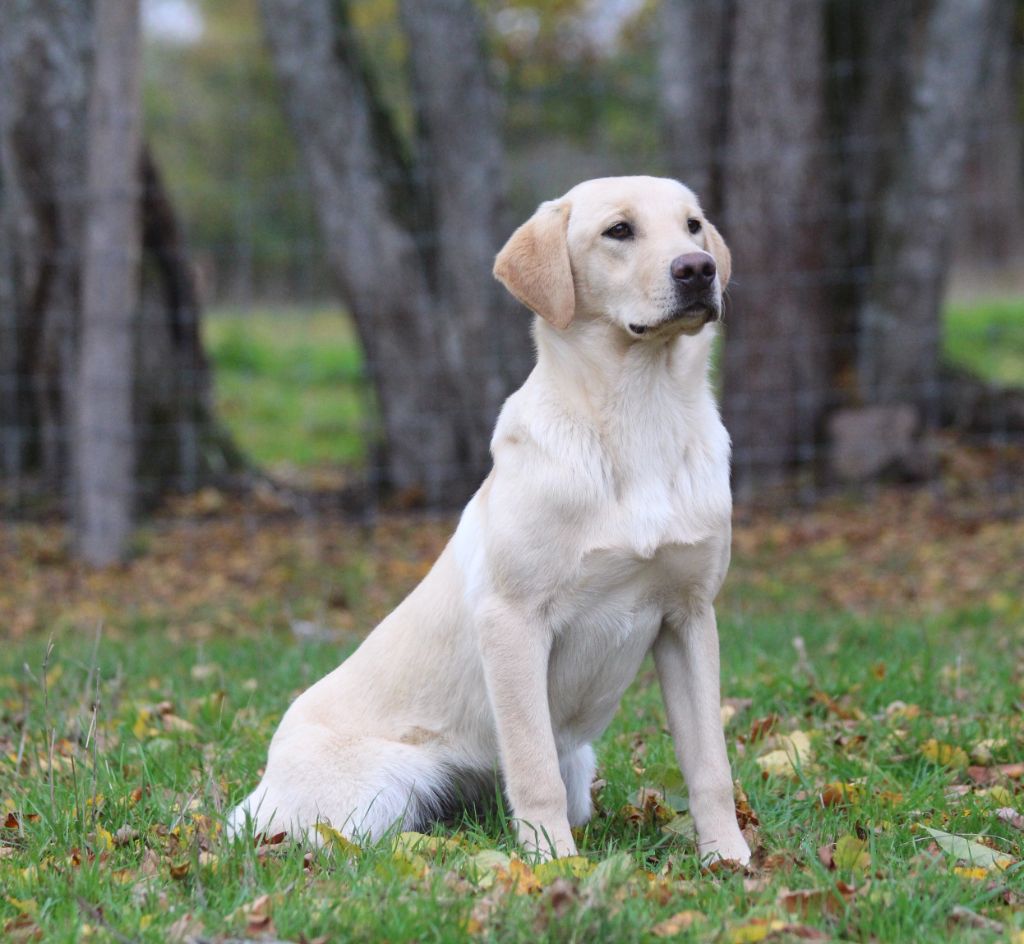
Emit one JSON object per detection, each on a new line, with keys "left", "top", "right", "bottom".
{"left": 1, "top": 0, "right": 1022, "bottom": 562}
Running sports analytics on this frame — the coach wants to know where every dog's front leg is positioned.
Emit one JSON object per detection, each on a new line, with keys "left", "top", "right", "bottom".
{"left": 478, "top": 599, "right": 576, "bottom": 860}
{"left": 654, "top": 606, "right": 751, "bottom": 865}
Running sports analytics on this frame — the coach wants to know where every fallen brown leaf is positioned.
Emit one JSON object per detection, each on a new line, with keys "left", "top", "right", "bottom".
{"left": 996, "top": 807, "right": 1024, "bottom": 832}
{"left": 652, "top": 910, "right": 704, "bottom": 937}
{"left": 948, "top": 904, "right": 1003, "bottom": 932}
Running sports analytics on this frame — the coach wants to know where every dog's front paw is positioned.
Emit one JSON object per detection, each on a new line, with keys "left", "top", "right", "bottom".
{"left": 698, "top": 829, "right": 751, "bottom": 867}
{"left": 516, "top": 820, "right": 577, "bottom": 861}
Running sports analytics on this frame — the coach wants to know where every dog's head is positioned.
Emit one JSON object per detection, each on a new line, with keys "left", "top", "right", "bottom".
{"left": 494, "top": 176, "right": 730, "bottom": 340}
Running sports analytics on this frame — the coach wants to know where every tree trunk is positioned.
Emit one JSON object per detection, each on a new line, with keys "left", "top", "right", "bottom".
{"left": 856, "top": 0, "right": 1000, "bottom": 412}
{"left": 719, "top": 0, "right": 831, "bottom": 491}
{"left": 400, "top": 0, "right": 525, "bottom": 472}
{"left": 657, "top": 0, "right": 731, "bottom": 216}
{"left": 74, "top": 0, "right": 142, "bottom": 565}
{"left": 0, "top": 0, "right": 91, "bottom": 493}
{"left": 260, "top": 0, "right": 530, "bottom": 506}
{"left": 955, "top": 0, "right": 1024, "bottom": 274}
{"left": 0, "top": 0, "right": 235, "bottom": 519}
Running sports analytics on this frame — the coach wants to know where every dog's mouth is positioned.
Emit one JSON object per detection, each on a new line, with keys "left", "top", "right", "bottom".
{"left": 628, "top": 302, "right": 718, "bottom": 337}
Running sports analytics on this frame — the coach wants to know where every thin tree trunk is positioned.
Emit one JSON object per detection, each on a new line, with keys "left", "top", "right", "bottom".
{"left": 953, "top": 0, "right": 1023, "bottom": 274}
{"left": 261, "top": 0, "right": 528, "bottom": 506}
{"left": 657, "top": 0, "right": 731, "bottom": 216}
{"left": 0, "top": 155, "right": 15, "bottom": 484}
{"left": 856, "top": 0, "right": 1000, "bottom": 411}
{"left": 136, "top": 146, "right": 241, "bottom": 497}
{"left": 74, "top": 0, "right": 142, "bottom": 564}
{"left": 400, "top": 0, "right": 523, "bottom": 468}
{"left": 721, "top": 0, "right": 831, "bottom": 491}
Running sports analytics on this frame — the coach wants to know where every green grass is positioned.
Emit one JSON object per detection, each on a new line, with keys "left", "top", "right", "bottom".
{"left": 204, "top": 306, "right": 370, "bottom": 471}
{"left": 944, "top": 298, "right": 1024, "bottom": 387}
{"left": 2, "top": 597, "right": 1022, "bottom": 941}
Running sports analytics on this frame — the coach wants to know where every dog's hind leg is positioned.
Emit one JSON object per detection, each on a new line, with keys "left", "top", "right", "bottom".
{"left": 226, "top": 724, "right": 450, "bottom": 844}
{"left": 560, "top": 743, "right": 596, "bottom": 827}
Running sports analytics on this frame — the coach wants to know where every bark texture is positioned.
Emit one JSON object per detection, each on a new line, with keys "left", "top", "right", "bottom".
{"left": 260, "top": 0, "right": 529, "bottom": 506}
{"left": 856, "top": 0, "right": 1001, "bottom": 412}
{"left": 75, "top": 0, "right": 142, "bottom": 564}
{"left": 0, "top": 0, "right": 91, "bottom": 491}
{"left": 0, "top": 0, "right": 234, "bottom": 521}
{"left": 657, "top": 0, "right": 731, "bottom": 216}
{"left": 658, "top": 0, "right": 1017, "bottom": 489}
{"left": 719, "top": 0, "right": 831, "bottom": 489}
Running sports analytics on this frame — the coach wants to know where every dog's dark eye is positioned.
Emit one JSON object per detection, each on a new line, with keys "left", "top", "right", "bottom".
{"left": 687, "top": 218, "right": 702, "bottom": 235}
{"left": 603, "top": 222, "right": 633, "bottom": 240}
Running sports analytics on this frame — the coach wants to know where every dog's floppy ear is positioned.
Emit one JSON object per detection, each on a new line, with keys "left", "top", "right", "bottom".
{"left": 703, "top": 219, "right": 731, "bottom": 290}
{"left": 493, "top": 200, "right": 575, "bottom": 330}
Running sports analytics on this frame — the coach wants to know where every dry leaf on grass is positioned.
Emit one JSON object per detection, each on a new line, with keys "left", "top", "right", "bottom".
{"left": 756, "top": 730, "right": 813, "bottom": 778}
{"left": 948, "top": 905, "right": 1004, "bottom": 932}
{"left": 922, "top": 826, "right": 1015, "bottom": 872}
{"left": 652, "top": 910, "right": 705, "bottom": 937}
{"left": 779, "top": 880, "right": 858, "bottom": 919}
{"left": 996, "top": 807, "right": 1024, "bottom": 832}
{"left": 967, "top": 762, "right": 1024, "bottom": 785}
{"left": 919, "top": 739, "right": 968, "bottom": 769}
{"left": 312, "top": 822, "right": 361, "bottom": 858}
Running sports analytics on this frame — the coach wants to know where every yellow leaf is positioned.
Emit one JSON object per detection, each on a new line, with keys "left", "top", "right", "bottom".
{"left": 652, "top": 910, "right": 705, "bottom": 937}
{"left": 534, "top": 856, "right": 594, "bottom": 884}
{"left": 312, "top": 822, "right": 361, "bottom": 858}
{"left": 93, "top": 826, "right": 114, "bottom": 851}
{"left": 920, "top": 739, "right": 968, "bottom": 769}
{"left": 132, "top": 709, "right": 155, "bottom": 740}
{"left": 953, "top": 866, "right": 990, "bottom": 880}
{"left": 833, "top": 835, "right": 871, "bottom": 873}
{"left": 394, "top": 831, "right": 464, "bottom": 858}
{"left": 5, "top": 896, "right": 37, "bottom": 915}
{"left": 506, "top": 857, "right": 542, "bottom": 894}
{"left": 728, "top": 919, "right": 787, "bottom": 943}
{"left": 756, "top": 731, "right": 813, "bottom": 777}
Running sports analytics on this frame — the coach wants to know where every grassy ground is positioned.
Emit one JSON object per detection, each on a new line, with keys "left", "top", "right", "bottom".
{"left": 1, "top": 300, "right": 1021, "bottom": 940}
{"left": 204, "top": 306, "right": 370, "bottom": 472}
{"left": 944, "top": 298, "right": 1024, "bottom": 388}
{"left": 204, "top": 298, "right": 1024, "bottom": 475}
{"left": 2, "top": 490, "right": 1023, "bottom": 942}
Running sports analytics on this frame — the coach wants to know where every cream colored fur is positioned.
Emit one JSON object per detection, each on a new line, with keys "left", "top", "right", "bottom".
{"left": 228, "top": 176, "right": 751, "bottom": 865}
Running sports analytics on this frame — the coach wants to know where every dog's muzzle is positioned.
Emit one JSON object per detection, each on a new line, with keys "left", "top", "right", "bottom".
{"left": 629, "top": 297, "right": 719, "bottom": 336}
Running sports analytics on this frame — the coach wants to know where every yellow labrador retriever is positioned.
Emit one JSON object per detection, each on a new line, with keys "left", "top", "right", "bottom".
{"left": 229, "top": 176, "right": 750, "bottom": 864}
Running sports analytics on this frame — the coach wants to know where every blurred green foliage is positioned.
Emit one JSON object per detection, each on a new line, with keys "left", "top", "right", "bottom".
{"left": 143, "top": 0, "right": 318, "bottom": 298}
{"left": 204, "top": 306, "right": 370, "bottom": 470}
{"left": 944, "top": 298, "right": 1024, "bottom": 387}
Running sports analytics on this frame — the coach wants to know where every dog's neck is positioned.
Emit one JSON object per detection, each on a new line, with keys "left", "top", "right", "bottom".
{"left": 532, "top": 317, "right": 718, "bottom": 424}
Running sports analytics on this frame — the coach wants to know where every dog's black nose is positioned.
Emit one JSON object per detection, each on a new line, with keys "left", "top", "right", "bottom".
{"left": 670, "top": 252, "right": 716, "bottom": 290}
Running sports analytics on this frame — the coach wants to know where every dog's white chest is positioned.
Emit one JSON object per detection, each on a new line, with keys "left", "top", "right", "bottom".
{"left": 596, "top": 446, "right": 730, "bottom": 558}
{"left": 544, "top": 539, "right": 716, "bottom": 746}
